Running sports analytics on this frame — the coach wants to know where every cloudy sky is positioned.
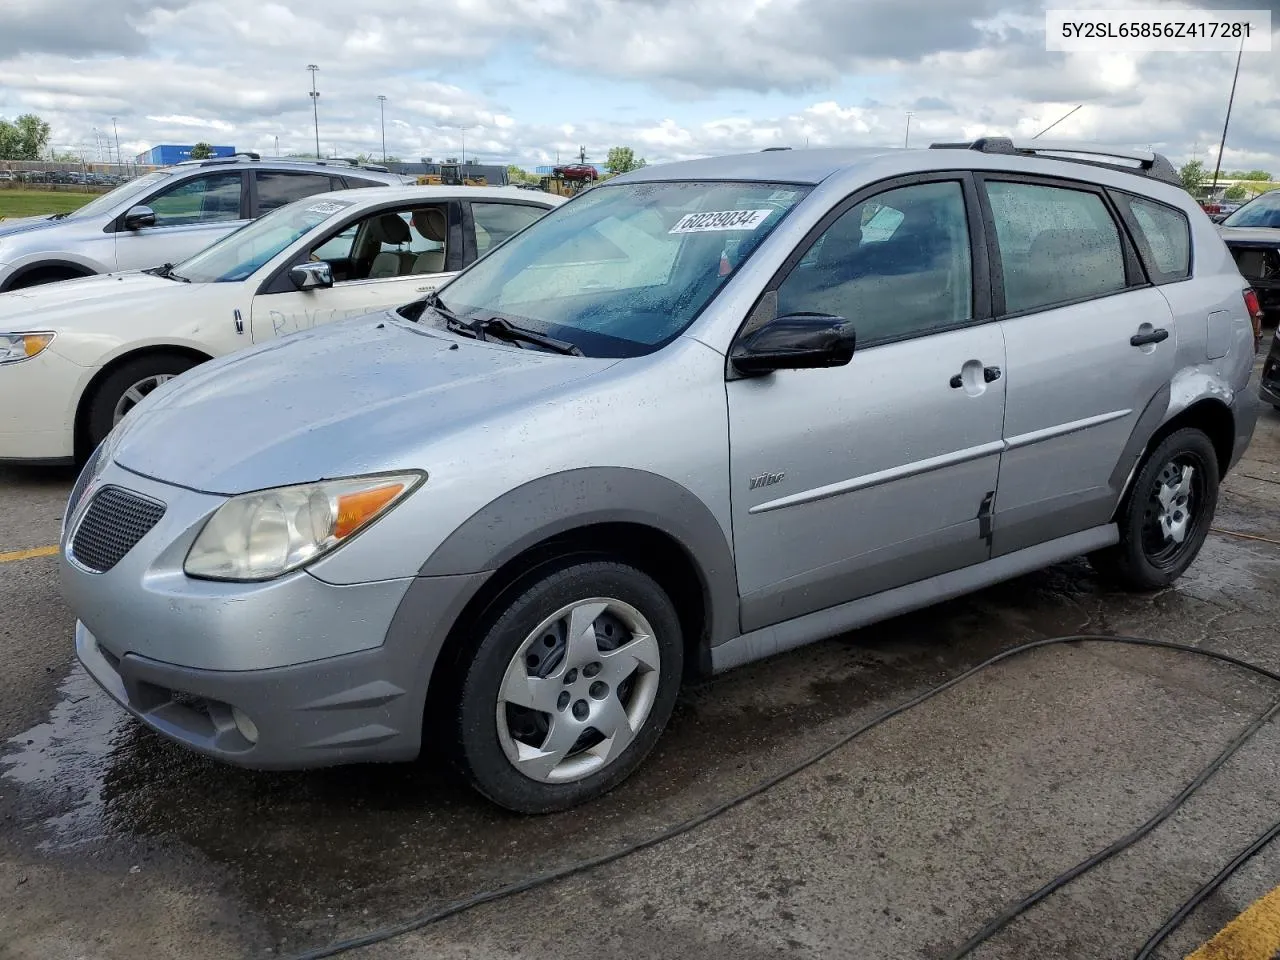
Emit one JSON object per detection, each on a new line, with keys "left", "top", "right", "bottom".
{"left": 1, "top": 0, "right": 1278, "bottom": 172}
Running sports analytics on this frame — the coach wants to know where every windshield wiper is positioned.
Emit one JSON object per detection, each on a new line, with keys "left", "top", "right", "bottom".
{"left": 453, "top": 316, "right": 583, "bottom": 356}
{"left": 47, "top": 212, "right": 71, "bottom": 221}
{"left": 399, "top": 289, "right": 456, "bottom": 324}
{"left": 145, "top": 262, "right": 190, "bottom": 283}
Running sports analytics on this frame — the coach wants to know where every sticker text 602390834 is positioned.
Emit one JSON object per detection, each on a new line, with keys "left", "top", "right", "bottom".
{"left": 669, "top": 209, "right": 774, "bottom": 234}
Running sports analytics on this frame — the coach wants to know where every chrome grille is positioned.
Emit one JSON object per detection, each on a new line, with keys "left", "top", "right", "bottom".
{"left": 70, "top": 486, "right": 166, "bottom": 573}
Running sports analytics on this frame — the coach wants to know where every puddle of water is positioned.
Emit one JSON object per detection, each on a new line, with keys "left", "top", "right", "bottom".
{"left": 1, "top": 663, "right": 129, "bottom": 851}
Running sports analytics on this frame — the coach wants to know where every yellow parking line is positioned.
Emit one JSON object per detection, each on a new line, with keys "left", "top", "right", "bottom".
{"left": 0, "top": 545, "right": 58, "bottom": 563}
{"left": 1186, "top": 883, "right": 1280, "bottom": 959}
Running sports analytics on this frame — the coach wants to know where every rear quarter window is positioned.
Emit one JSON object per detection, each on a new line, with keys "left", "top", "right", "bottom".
{"left": 1120, "top": 194, "right": 1191, "bottom": 283}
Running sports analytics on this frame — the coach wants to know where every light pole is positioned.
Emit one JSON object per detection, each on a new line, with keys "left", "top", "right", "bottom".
{"left": 377, "top": 95, "right": 387, "bottom": 162}
{"left": 904, "top": 111, "right": 914, "bottom": 148}
{"left": 1210, "top": 40, "right": 1245, "bottom": 197}
{"left": 307, "top": 64, "right": 320, "bottom": 158}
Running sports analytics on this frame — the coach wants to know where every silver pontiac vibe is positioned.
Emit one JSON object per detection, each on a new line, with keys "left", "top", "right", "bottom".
{"left": 61, "top": 140, "right": 1260, "bottom": 813}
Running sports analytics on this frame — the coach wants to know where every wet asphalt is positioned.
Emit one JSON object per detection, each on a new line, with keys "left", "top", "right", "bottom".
{"left": 1, "top": 385, "right": 1279, "bottom": 959}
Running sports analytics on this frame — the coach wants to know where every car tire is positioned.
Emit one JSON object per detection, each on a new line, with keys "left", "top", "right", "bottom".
{"left": 85, "top": 352, "right": 201, "bottom": 450}
{"left": 453, "top": 560, "right": 683, "bottom": 814}
{"left": 1089, "top": 427, "right": 1219, "bottom": 591}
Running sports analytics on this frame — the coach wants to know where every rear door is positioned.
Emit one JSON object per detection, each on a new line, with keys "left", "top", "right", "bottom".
{"left": 980, "top": 175, "right": 1177, "bottom": 555}
{"left": 114, "top": 171, "right": 249, "bottom": 271}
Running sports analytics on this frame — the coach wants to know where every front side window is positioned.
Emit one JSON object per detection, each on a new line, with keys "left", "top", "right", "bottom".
{"left": 472, "top": 202, "right": 546, "bottom": 255}
{"left": 435, "top": 180, "right": 810, "bottom": 356}
{"left": 306, "top": 204, "right": 451, "bottom": 282}
{"left": 170, "top": 196, "right": 356, "bottom": 282}
{"left": 776, "top": 180, "right": 973, "bottom": 347}
{"left": 1221, "top": 190, "right": 1280, "bottom": 229}
{"left": 147, "top": 173, "right": 244, "bottom": 227}
{"left": 985, "top": 181, "right": 1126, "bottom": 314}
{"left": 256, "top": 172, "right": 337, "bottom": 214}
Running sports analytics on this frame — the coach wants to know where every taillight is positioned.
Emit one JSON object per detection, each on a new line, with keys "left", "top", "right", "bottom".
{"left": 1244, "top": 288, "right": 1264, "bottom": 352}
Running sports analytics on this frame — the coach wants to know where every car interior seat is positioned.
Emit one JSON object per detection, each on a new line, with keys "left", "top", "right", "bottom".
{"left": 411, "top": 208, "right": 448, "bottom": 273}
{"left": 367, "top": 215, "right": 416, "bottom": 278}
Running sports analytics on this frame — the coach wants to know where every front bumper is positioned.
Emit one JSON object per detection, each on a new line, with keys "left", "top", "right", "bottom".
{"left": 64, "top": 460, "right": 491, "bottom": 769}
{"left": 0, "top": 348, "right": 79, "bottom": 462}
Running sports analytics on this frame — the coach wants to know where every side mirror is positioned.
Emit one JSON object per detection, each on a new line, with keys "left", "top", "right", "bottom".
{"left": 123, "top": 205, "right": 156, "bottom": 230}
{"left": 1210, "top": 212, "right": 1229, "bottom": 224}
{"left": 730, "top": 313, "right": 856, "bottom": 376}
{"left": 289, "top": 261, "right": 334, "bottom": 291}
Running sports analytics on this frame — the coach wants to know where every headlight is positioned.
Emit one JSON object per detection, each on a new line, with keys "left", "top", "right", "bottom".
{"left": 184, "top": 471, "right": 424, "bottom": 582}
{"left": 0, "top": 332, "right": 55, "bottom": 364}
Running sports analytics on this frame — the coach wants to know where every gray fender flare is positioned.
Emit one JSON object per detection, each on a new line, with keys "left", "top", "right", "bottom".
{"left": 418, "top": 467, "right": 740, "bottom": 648}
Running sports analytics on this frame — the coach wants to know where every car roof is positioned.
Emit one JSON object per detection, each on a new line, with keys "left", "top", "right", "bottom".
{"left": 615, "top": 148, "right": 897, "bottom": 185}
{"left": 292, "top": 184, "right": 567, "bottom": 207}
{"left": 170, "top": 157, "right": 406, "bottom": 181}
{"left": 611, "top": 142, "right": 1188, "bottom": 204}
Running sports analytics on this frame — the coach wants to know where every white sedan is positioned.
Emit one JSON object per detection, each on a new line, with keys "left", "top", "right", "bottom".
{"left": 0, "top": 185, "right": 564, "bottom": 463}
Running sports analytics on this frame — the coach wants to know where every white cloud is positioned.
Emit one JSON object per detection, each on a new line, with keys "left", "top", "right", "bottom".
{"left": 0, "top": 0, "right": 1277, "bottom": 172}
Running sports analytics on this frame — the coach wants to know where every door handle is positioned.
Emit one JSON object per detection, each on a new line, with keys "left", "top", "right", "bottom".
{"left": 950, "top": 364, "right": 1001, "bottom": 388}
{"left": 1130, "top": 327, "right": 1169, "bottom": 347}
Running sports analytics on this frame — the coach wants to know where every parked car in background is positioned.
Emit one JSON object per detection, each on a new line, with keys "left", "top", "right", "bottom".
{"left": 1261, "top": 327, "right": 1280, "bottom": 410}
{"left": 553, "top": 163, "right": 599, "bottom": 182}
{"left": 60, "top": 139, "right": 1258, "bottom": 813}
{"left": 0, "top": 185, "right": 561, "bottom": 462}
{"left": 1217, "top": 190, "right": 1280, "bottom": 325}
{"left": 0, "top": 155, "right": 411, "bottom": 292}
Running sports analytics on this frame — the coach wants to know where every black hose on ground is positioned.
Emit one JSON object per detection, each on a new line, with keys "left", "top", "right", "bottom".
{"left": 286, "top": 635, "right": 1280, "bottom": 960}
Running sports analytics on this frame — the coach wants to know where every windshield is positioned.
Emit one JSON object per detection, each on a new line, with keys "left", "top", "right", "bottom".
{"left": 434, "top": 180, "right": 810, "bottom": 356}
{"left": 66, "top": 171, "right": 174, "bottom": 220}
{"left": 171, "top": 196, "right": 357, "bottom": 283}
{"left": 1222, "top": 191, "right": 1280, "bottom": 229}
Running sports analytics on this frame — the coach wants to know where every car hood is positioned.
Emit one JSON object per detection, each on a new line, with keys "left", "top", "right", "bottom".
{"left": 0, "top": 215, "right": 61, "bottom": 239}
{"left": 112, "top": 312, "right": 620, "bottom": 494}
{"left": 1218, "top": 226, "right": 1280, "bottom": 245}
{"left": 0, "top": 271, "right": 200, "bottom": 330}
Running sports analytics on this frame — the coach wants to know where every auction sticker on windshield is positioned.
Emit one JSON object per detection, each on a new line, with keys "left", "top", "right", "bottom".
{"left": 305, "top": 200, "right": 351, "bottom": 216}
{"left": 669, "top": 209, "right": 774, "bottom": 234}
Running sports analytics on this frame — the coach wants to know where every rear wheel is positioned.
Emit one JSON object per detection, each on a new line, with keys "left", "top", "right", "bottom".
{"left": 453, "top": 560, "right": 683, "bottom": 813}
{"left": 1089, "top": 428, "right": 1219, "bottom": 591}
{"left": 84, "top": 352, "right": 201, "bottom": 450}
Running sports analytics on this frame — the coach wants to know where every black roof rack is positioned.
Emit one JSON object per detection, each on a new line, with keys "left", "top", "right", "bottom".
{"left": 761, "top": 146, "right": 792, "bottom": 152}
{"left": 928, "top": 137, "right": 1181, "bottom": 187}
{"left": 196, "top": 151, "right": 261, "bottom": 167}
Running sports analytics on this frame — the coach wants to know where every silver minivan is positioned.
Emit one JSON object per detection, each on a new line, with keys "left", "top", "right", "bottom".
{"left": 0, "top": 156, "right": 407, "bottom": 291}
{"left": 62, "top": 139, "right": 1261, "bottom": 813}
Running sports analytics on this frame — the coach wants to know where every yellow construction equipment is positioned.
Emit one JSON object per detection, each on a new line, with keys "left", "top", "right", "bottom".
{"left": 417, "top": 162, "right": 487, "bottom": 187}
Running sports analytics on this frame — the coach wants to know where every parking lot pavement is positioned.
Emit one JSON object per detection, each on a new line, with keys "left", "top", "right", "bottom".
{"left": 1, "top": 403, "right": 1278, "bottom": 960}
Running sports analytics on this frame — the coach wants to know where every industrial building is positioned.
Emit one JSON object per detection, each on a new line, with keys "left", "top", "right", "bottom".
{"left": 134, "top": 144, "right": 237, "bottom": 166}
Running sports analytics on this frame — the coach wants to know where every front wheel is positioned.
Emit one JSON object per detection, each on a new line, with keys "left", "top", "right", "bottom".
{"left": 1089, "top": 427, "right": 1219, "bottom": 591}
{"left": 84, "top": 352, "right": 200, "bottom": 451}
{"left": 454, "top": 560, "right": 683, "bottom": 813}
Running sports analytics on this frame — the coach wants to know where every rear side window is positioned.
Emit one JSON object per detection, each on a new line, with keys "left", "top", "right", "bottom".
{"left": 985, "top": 181, "right": 1126, "bottom": 314}
{"left": 256, "top": 172, "right": 336, "bottom": 214}
{"left": 472, "top": 202, "right": 546, "bottom": 255}
{"left": 1124, "top": 196, "right": 1191, "bottom": 282}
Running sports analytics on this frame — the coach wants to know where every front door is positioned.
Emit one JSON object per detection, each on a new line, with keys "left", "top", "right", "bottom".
{"left": 250, "top": 202, "right": 458, "bottom": 341}
{"left": 979, "top": 176, "right": 1179, "bottom": 556}
{"left": 727, "top": 176, "right": 1007, "bottom": 632}
{"left": 115, "top": 171, "right": 249, "bottom": 272}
